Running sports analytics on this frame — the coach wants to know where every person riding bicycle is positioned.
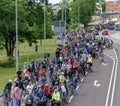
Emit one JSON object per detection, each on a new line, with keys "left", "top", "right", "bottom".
{"left": 52, "top": 89, "right": 61, "bottom": 106}
{"left": 43, "top": 84, "right": 51, "bottom": 100}
{"left": 109, "top": 39, "right": 113, "bottom": 49}
{"left": 25, "top": 91, "right": 34, "bottom": 106}
{"left": 60, "top": 82, "right": 67, "bottom": 104}
{"left": 59, "top": 72, "right": 66, "bottom": 83}
{"left": 60, "top": 82, "right": 67, "bottom": 97}
{"left": 87, "top": 55, "right": 93, "bottom": 72}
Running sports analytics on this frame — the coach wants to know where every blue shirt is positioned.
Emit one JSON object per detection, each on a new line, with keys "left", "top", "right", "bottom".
{"left": 37, "top": 91, "right": 44, "bottom": 99}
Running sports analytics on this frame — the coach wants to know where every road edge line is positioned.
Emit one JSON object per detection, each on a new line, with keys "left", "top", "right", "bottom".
{"left": 68, "top": 85, "right": 79, "bottom": 103}
{"left": 68, "top": 95, "right": 74, "bottom": 103}
{"left": 110, "top": 48, "right": 118, "bottom": 106}
{"left": 105, "top": 55, "right": 115, "bottom": 106}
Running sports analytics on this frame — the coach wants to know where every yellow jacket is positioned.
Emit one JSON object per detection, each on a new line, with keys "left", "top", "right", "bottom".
{"left": 87, "top": 57, "right": 93, "bottom": 63}
{"left": 59, "top": 75, "right": 66, "bottom": 82}
{"left": 52, "top": 91, "right": 60, "bottom": 101}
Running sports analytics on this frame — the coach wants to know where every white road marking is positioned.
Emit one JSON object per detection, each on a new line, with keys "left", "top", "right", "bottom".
{"left": 94, "top": 80, "right": 101, "bottom": 88}
{"left": 68, "top": 86, "right": 79, "bottom": 103}
{"left": 103, "top": 49, "right": 117, "bottom": 60}
{"left": 68, "top": 95, "right": 74, "bottom": 103}
{"left": 81, "top": 77, "right": 84, "bottom": 82}
{"left": 86, "top": 71, "right": 88, "bottom": 75}
{"left": 76, "top": 86, "right": 79, "bottom": 90}
{"left": 110, "top": 48, "right": 118, "bottom": 106}
{"left": 94, "top": 80, "right": 97, "bottom": 85}
{"left": 102, "top": 63, "right": 107, "bottom": 66}
{"left": 105, "top": 55, "right": 115, "bottom": 106}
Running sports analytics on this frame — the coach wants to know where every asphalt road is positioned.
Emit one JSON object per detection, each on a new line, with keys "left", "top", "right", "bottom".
{"left": 0, "top": 30, "right": 120, "bottom": 106}
{"left": 66, "top": 30, "right": 120, "bottom": 106}
{"left": 109, "top": 30, "right": 120, "bottom": 106}
{"left": 67, "top": 56, "right": 114, "bottom": 106}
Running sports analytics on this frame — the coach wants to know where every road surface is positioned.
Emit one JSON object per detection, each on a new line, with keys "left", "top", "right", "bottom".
{"left": 0, "top": 30, "right": 120, "bottom": 106}
{"left": 66, "top": 30, "right": 120, "bottom": 106}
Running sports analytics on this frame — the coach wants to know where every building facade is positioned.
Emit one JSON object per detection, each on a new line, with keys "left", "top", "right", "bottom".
{"left": 106, "top": 1, "right": 120, "bottom": 12}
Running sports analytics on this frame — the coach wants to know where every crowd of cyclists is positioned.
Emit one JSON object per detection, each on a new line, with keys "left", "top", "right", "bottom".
{"left": 3, "top": 25, "right": 113, "bottom": 106}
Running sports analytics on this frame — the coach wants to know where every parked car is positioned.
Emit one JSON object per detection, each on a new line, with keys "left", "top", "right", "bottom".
{"left": 92, "top": 30, "right": 99, "bottom": 35}
{"left": 102, "top": 30, "right": 108, "bottom": 35}
{"left": 115, "top": 23, "right": 120, "bottom": 31}
{"left": 109, "top": 26, "right": 115, "bottom": 30}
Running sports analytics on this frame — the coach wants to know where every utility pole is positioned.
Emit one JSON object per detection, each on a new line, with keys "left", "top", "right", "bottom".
{"left": 78, "top": 4, "right": 80, "bottom": 28}
{"left": 62, "top": 5, "right": 64, "bottom": 21}
{"left": 65, "top": 3, "right": 66, "bottom": 36}
{"left": 44, "top": 0, "right": 46, "bottom": 53}
{"left": 15, "top": 0, "right": 18, "bottom": 72}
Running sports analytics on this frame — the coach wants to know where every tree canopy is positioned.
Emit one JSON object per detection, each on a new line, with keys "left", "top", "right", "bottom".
{"left": 0, "top": 0, "right": 53, "bottom": 57}
{"left": 70, "top": 0, "right": 96, "bottom": 27}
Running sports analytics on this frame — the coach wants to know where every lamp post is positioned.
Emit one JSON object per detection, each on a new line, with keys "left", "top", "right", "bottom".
{"left": 64, "top": 1, "right": 66, "bottom": 39}
{"left": 44, "top": 0, "right": 46, "bottom": 53}
{"left": 15, "top": 0, "right": 18, "bottom": 72}
{"left": 78, "top": 4, "right": 80, "bottom": 28}
{"left": 61, "top": 0, "right": 64, "bottom": 21}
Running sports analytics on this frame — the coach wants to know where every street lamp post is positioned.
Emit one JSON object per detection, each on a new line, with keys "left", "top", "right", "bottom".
{"left": 65, "top": 3, "right": 66, "bottom": 35}
{"left": 78, "top": 4, "right": 80, "bottom": 28}
{"left": 44, "top": 0, "right": 46, "bottom": 53}
{"left": 16, "top": 0, "right": 18, "bottom": 72}
{"left": 62, "top": 2, "right": 64, "bottom": 21}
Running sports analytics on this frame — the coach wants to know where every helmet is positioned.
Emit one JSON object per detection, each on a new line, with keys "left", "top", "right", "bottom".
{"left": 45, "top": 83, "right": 48, "bottom": 86}
{"left": 88, "top": 54, "right": 91, "bottom": 57}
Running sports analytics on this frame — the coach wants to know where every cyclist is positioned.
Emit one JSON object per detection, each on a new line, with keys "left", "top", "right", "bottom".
{"left": 66, "top": 59, "right": 73, "bottom": 80}
{"left": 60, "top": 82, "right": 67, "bottom": 97}
{"left": 109, "top": 39, "right": 113, "bottom": 49}
{"left": 60, "top": 82, "right": 67, "bottom": 104}
{"left": 43, "top": 84, "right": 51, "bottom": 101}
{"left": 25, "top": 91, "right": 34, "bottom": 106}
{"left": 52, "top": 89, "right": 61, "bottom": 106}
{"left": 59, "top": 72, "right": 66, "bottom": 83}
{"left": 72, "top": 74, "right": 78, "bottom": 92}
{"left": 87, "top": 55, "right": 93, "bottom": 72}
{"left": 26, "top": 82, "right": 33, "bottom": 93}
{"left": 37, "top": 86, "right": 44, "bottom": 100}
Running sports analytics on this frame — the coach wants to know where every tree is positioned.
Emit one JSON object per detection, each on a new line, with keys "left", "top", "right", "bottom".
{"left": 59, "top": 0, "right": 71, "bottom": 28}
{"left": 97, "top": 0, "right": 106, "bottom": 12}
{"left": 0, "top": 0, "right": 53, "bottom": 57}
{"left": 70, "top": 0, "right": 96, "bottom": 27}
{"left": 57, "top": 9, "right": 70, "bottom": 27}
{"left": 26, "top": 0, "right": 53, "bottom": 43}
{"left": 0, "top": 0, "right": 31, "bottom": 57}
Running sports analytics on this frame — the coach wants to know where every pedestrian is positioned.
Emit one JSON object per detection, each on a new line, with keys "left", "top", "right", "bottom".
{"left": 10, "top": 87, "right": 20, "bottom": 106}
{"left": 25, "top": 91, "right": 34, "bottom": 106}
{"left": 4, "top": 80, "right": 12, "bottom": 106}
{"left": 35, "top": 44, "right": 38, "bottom": 52}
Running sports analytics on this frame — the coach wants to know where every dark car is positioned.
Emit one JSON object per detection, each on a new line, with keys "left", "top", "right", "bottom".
{"left": 92, "top": 30, "right": 99, "bottom": 35}
{"left": 109, "top": 26, "right": 115, "bottom": 30}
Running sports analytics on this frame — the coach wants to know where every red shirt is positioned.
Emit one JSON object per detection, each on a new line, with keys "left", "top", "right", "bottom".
{"left": 39, "top": 69, "right": 46, "bottom": 76}
{"left": 24, "top": 71, "right": 31, "bottom": 76}
{"left": 44, "top": 86, "right": 50, "bottom": 94}
{"left": 68, "top": 57, "right": 74, "bottom": 63}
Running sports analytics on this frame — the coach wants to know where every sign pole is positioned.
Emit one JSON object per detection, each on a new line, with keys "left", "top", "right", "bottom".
{"left": 16, "top": 0, "right": 18, "bottom": 72}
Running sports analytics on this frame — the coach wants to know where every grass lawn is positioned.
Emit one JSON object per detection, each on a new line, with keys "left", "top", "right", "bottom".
{"left": 0, "top": 37, "right": 57, "bottom": 93}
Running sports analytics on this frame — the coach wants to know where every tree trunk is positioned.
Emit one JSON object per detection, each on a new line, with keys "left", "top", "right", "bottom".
{"left": 5, "top": 38, "right": 9, "bottom": 57}
{"left": 40, "top": 39, "right": 42, "bottom": 46}
{"left": 5, "top": 36, "right": 16, "bottom": 57}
